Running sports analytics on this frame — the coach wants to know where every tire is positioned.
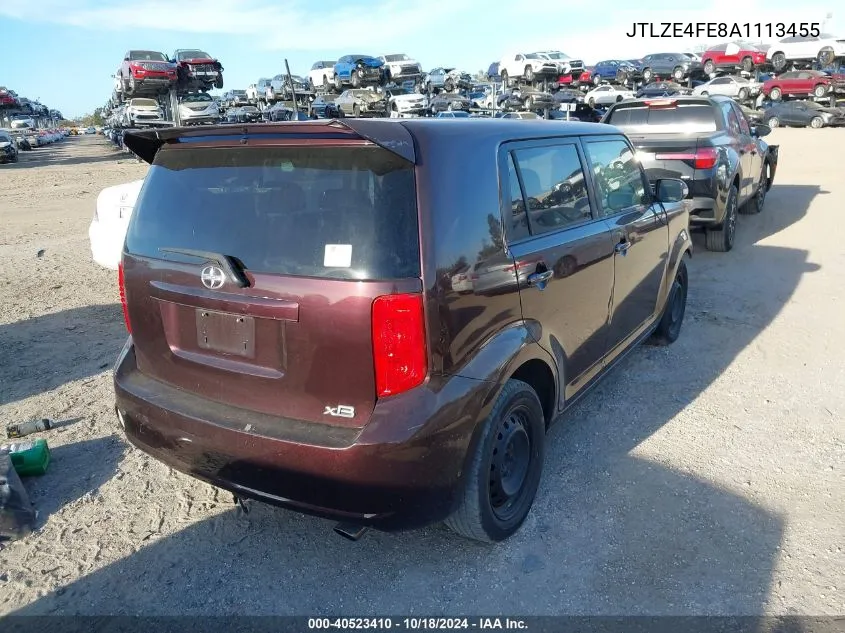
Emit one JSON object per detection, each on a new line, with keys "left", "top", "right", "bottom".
{"left": 767, "top": 116, "right": 780, "bottom": 128}
{"left": 323, "top": 75, "right": 329, "bottom": 90}
{"left": 128, "top": 75, "right": 136, "bottom": 94}
{"left": 672, "top": 66, "right": 684, "bottom": 81}
{"left": 309, "top": 78, "right": 315, "bottom": 92}
{"left": 810, "top": 116, "right": 824, "bottom": 129}
{"left": 353, "top": 104, "right": 360, "bottom": 118}
{"left": 769, "top": 87, "right": 782, "bottom": 101}
{"left": 771, "top": 52, "right": 786, "bottom": 72}
{"left": 351, "top": 72, "right": 361, "bottom": 89}
{"left": 501, "top": 70, "right": 509, "bottom": 88}
{"left": 444, "top": 79, "right": 454, "bottom": 92}
{"left": 642, "top": 68, "right": 653, "bottom": 83}
{"left": 650, "top": 259, "right": 688, "bottom": 345}
{"left": 703, "top": 60, "right": 715, "bottom": 75}
{"left": 333, "top": 74, "right": 342, "bottom": 93}
{"left": 616, "top": 71, "right": 628, "bottom": 85}
{"left": 813, "top": 84, "right": 828, "bottom": 98}
{"left": 593, "top": 74, "right": 602, "bottom": 86}
{"left": 524, "top": 66, "right": 534, "bottom": 82}
{"left": 818, "top": 48, "right": 835, "bottom": 66}
{"left": 443, "top": 379, "right": 545, "bottom": 543}
{"left": 588, "top": 97, "right": 595, "bottom": 107}
{"left": 738, "top": 88, "right": 748, "bottom": 100}
{"left": 705, "top": 184, "right": 738, "bottom": 252}
{"left": 214, "top": 76, "right": 223, "bottom": 90}
{"left": 741, "top": 57, "right": 754, "bottom": 73}
{"left": 740, "top": 163, "right": 768, "bottom": 215}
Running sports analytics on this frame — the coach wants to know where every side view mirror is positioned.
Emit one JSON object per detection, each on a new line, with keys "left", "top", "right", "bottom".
{"left": 751, "top": 124, "right": 771, "bottom": 137}
{"left": 654, "top": 178, "right": 689, "bottom": 203}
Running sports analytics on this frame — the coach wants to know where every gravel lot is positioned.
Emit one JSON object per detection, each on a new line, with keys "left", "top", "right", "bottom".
{"left": 0, "top": 132, "right": 842, "bottom": 616}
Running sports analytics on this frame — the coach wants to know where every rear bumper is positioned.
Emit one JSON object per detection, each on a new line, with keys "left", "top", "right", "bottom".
{"left": 113, "top": 342, "right": 483, "bottom": 531}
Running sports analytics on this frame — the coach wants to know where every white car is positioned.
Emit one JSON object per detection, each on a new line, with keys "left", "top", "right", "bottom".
{"left": 499, "top": 53, "right": 560, "bottom": 85}
{"left": 692, "top": 75, "right": 761, "bottom": 99}
{"left": 89, "top": 179, "right": 145, "bottom": 269}
{"left": 534, "top": 50, "right": 585, "bottom": 77}
{"left": 307, "top": 60, "right": 337, "bottom": 90}
{"left": 583, "top": 85, "right": 636, "bottom": 106}
{"left": 385, "top": 87, "right": 428, "bottom": 117}
{"left": 766, "top": 33, "right": 845, "bottom": 70}
{"left": 378, "top": 53, "right": 423, "bottom": 84}
{"left": 124, "top": 98, "right": 164, "bottom": 126}
{"left": 178, "top": 93, "right": 220, "bottom": 124}
{"left": 10, "top": 115, "right": 35, "bottom": 129}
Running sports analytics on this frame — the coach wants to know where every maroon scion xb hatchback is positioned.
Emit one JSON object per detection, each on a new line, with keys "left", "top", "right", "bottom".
{"left": 115, "top": 118, "right": 692, "bottom": 542}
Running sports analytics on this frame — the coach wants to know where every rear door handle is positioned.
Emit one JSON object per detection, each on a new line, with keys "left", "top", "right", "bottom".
{"left": 615, "top": 240, "right": 631, "bottom": 255}
{"left": 527, "top": 270, "right": 553, "bottom": 286}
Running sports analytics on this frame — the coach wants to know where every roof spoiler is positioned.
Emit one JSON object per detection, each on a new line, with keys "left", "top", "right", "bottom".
{"left": 122, "top": 119, "right": 417, "bottom": 165}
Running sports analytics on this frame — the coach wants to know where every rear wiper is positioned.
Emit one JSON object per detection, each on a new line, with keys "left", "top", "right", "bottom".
{"left": 159, "top": 247, "right": 250, "bottom": 288}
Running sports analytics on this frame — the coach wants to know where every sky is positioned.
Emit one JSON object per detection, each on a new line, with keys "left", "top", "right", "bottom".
{"left": 0, "top": 0, "right": 839, "bottom": 118}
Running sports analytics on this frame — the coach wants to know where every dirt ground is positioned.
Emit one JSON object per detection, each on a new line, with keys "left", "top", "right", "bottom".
{"left": 0, "top": 132, "right": 842, "bottom": 616}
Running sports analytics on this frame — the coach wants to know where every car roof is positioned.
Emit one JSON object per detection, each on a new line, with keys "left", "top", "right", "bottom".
{"left": 124, "top": 118, "right": 622, "bottom": 165}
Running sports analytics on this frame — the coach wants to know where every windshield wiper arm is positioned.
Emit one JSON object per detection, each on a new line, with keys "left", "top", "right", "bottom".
{"left": 159, "top": 247, "right": 250, "bottom": 288}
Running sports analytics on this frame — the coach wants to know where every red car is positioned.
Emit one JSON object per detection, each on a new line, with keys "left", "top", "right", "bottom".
{"left": 171, "top": 49, "right": 224, "bottom": 90}
{"left": 762, "top": 70, "right": 845, "bottom": 100}
{"left": 556, "top": 68, "right": 592, "bottom": 88}
{"left": 0, "top": 87, "right": 20, "bottom": 108}
{"left": 702, "top": 42, "right": 768, "bottom": 74}
{"left": 118, "top": 50, "right": 177, "bottom": 98}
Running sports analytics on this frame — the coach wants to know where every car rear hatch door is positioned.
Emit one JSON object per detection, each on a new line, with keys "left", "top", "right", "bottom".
{"left": 120, "top": 121, "right": 422, "bottom": 429}
{"left": 603, "top": 98, "right": 719, "bottom": 180}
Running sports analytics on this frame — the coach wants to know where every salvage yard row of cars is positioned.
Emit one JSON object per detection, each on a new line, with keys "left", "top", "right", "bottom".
{"left": 83, "top": 30, "right": 821, "bottom": 547}
{"left": 90, "top": 86, "right": 782, "bottom": 544}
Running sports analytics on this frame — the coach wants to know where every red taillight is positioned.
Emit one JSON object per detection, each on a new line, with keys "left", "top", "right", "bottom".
{"left": 655, "top": 147, "right": 718, "bottom": 169}
{"left": 372, "top": 293, "right": 427, "bottom": 398}
{"left": 118, "top": 261, "right": 131, "bottom": 334}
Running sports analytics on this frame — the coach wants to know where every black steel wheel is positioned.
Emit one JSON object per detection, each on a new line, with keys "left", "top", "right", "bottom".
{"left": 444, "top": 379, "right": 545, "bottom": 543}
{"left": 651, "top": 259, "right": 688, "bottom": 345}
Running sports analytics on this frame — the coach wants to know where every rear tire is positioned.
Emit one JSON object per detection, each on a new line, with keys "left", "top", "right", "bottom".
{"left": 768, "top": 116, "right": 780, "bottom": 128}
{"left": 444, "top": 379, "right": 545, "bottom": 543}
{"left": 650, "top": 259, "right": 688, "bottom": 345}
{"left": 501, "top": 70, "right": 509, "bottom": 88}
{"left": 741, "top": 57, "right": 754, "bottom": 73}
{"left": 672, "top": 66, "right": 684, "bottom": 81}
{"left": 813, "top": 84, "right": 828, "bottom": 98}
{"left": 642, "top": 68, "right": 653, "bottom": 83}
{"left": 809, "top": 116, "right": 824, "bottom": 129}
{"left": 769, "top": 87, "right": 782, "bottom": 101}
{"left": 703, "top": 60, "right": 715, "bottom": 75}
{"left": 705, "top": 184, "right": 738, "bottom": 252}
{"left": 771, "top": 52, "right": 786, "bottom": 72}
{"left": 738, "top": 88, "right": 748, "bottom": 100}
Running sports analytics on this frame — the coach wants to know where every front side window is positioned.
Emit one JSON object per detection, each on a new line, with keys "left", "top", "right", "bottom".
{"left": 583, "top": 139, "right": 648, "bottom": 216}
{"left": 509, "top": 144, "right": 593, "bottom": 236}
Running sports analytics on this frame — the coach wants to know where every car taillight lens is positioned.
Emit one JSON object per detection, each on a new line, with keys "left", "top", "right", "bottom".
{"left": 118, "top": 261, "right": 131, "bottom": 334}
{"left": 655, "top": 147, "right": 718, "bottom": 169}
{"left": 372, "top": 293, "right": 427, "bottom": 398}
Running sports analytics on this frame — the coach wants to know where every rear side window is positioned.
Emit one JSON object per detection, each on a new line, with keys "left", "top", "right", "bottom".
{"left": 125, "top": 145, "right": 420, "bottom": 280}
{"left": 605, "top": 103, "right": 718, "bottom": 133}
{"left": 508, "top": 144, "right": 592, "bottom": 237}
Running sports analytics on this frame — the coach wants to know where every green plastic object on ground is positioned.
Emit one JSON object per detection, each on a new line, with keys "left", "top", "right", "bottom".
{"left": 1, "top": 438, "right": 51, "bottom": 476}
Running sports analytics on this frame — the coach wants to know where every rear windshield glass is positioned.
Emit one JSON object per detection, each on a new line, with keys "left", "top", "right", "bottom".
{"left": 125, "top": 145, "right": 420, "bottom": 280}
{"left": 605, "top": 103, "right": 717, "bottom": 133}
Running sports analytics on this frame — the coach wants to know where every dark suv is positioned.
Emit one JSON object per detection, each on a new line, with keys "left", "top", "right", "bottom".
{"left": 116, "top": 119, "right": 692, "bottom": 543}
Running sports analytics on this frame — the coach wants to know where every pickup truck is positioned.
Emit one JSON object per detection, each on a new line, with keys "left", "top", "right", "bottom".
{"left": 601, "top": 95, "right": 779, "bottom": 252}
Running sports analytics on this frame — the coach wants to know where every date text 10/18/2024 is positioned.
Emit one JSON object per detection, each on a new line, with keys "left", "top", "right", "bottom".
{"left": 308, "top": 618, "right": 528, "bottom": 630}
{"left": 626, "top": 22, "right": 821, "bottom": 39}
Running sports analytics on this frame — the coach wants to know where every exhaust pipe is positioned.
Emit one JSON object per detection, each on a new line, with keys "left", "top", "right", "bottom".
{"left": 334, "top": 522, "right": 369, "bottom": 541}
